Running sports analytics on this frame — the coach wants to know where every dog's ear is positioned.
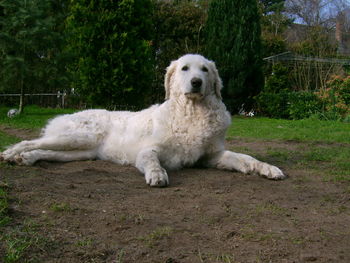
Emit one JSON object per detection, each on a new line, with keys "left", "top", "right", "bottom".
{"left": 164, "top": 60, "right": 177, "bottom": 100}
{"left": 209, "top": 61, "right": 223, "bottom": 100}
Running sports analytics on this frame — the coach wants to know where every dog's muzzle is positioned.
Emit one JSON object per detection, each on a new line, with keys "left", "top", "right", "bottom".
{"left": 185, "top": 78, "right": 204, "bottom": 99}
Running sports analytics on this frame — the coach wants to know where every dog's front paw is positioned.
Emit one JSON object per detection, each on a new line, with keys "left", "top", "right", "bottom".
{"left": 145, "top": 168, "right": 169, "bottom": 187}
{"left": 259, "top": 163, "right": 286, "bottom": 180}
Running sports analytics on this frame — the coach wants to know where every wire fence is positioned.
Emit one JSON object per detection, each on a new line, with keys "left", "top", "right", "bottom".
{"left": 0, "top": 91, "right": 67, "bottom": 108}
{"left": 0, "top": 92, "right": 150, "bottom": 111}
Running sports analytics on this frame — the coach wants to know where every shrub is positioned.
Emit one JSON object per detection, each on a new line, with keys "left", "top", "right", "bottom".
{"left": 255, "top": 91, "right": 290, "bottom": 118}
{"left": 66, "top": 0, "right": 154, "bottom": 108}
{"left": 288, "top": 92, "right": 323, "bottom": 119}
{"left": 257, "top": 73, "right": 350, "bottom": 120}
{"left": 256, "top": 91, "right": 322, "bottom": 120}
{"left": 315, "top": 75, "right": 350, "bottom": 119}
{"left": 264, "top": 63, "right": 291, "bottom": 93}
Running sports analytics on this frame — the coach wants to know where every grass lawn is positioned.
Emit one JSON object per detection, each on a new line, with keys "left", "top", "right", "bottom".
{"left": 0, "top": 105, "right": 76, "bottom": 130}
{"left": 227, "top": 116, "right": 350, "bottom": 144}
{"left": 227, "top": 116, "right": 350, "bottom": 182}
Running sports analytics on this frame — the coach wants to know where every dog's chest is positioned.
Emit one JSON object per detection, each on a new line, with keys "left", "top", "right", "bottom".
{"left": 160, "top": 111, "right": 229, "bottom": 168}
{"left": 171, "top": 117, "right": 217, "bottom": 146}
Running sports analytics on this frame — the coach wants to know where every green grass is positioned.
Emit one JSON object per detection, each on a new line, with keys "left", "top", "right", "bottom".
{"left": 0, "top": 186, "right": 11, "bottom": 227}
{"left": 1, "top": 220, "right": 48, "bottom": 263}
{"left": 0, "top": 131, "right": 21, "bottom": 151}
{"left": 0, "top": 105, "right": 76, "bottom": 130}
{"left": 296, "top": 146, "right": 350, "bottom": 181}
{"left": 138, "top": 226, "right": 173, "bottom": 248}
{"left": 227, "top": 116, "right": 350, "bottom": 144}
{"left": 49, "top": 202, "right": 73, "bottom": 212}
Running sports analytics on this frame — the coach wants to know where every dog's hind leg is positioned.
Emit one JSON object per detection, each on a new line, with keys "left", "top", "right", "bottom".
{"left": 1, "top": 134, "right": 101, "bottom": 163}
{"left": 15, "top": 149, "right": 97, "bottom": 165}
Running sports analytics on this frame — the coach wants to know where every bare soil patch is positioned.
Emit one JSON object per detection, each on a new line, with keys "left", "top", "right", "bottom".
{"left": 1, "top": 130, "right": 350, "bottom": 262}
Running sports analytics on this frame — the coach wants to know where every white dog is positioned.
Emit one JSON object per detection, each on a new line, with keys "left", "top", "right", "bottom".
{"left": 0, "top": 54, "right": 285, "bottom": 186}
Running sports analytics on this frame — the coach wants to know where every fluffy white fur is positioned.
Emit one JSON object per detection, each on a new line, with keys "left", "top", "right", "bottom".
{"left": 0, "top": 54, "right": 285, "bottom": 187}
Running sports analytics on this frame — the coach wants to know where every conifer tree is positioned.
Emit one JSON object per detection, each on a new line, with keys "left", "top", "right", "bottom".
{"left": 205, "top": 0, "right": 264, "bottom": 111}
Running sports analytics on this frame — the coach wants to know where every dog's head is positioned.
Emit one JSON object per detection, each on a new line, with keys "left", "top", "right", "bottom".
{"left": 164, "top": 54, "right": 222, "bottom": 101}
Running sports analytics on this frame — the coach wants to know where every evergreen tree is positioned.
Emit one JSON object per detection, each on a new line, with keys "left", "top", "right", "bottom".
{"left": 0, "top": 0, "right": 68, "bottom": 112}
{"left": 66, "top": 0, "right": 154, "bottom": 108}
{"left": 153, "top": 0, "right": 207, "bottom": 102}
{"left": 205, "top": 0, "right": 264, "bottom": 111}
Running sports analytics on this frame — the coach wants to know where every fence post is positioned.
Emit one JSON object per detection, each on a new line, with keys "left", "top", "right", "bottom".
{"left": 62, "top": 91, "right": 66, "bottom": 108}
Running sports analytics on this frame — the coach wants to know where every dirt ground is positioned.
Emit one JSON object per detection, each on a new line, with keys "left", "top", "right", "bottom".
{"left": 1, "top": 128, "right": 350, "bottom": 263}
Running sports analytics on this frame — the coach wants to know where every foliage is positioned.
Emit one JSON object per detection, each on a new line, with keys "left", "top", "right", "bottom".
{"left": 255, "top": 91, "right": 290, "bottom": 118}
{"left": 152, "top": 0, "right": 207, "bottom": 102}
{"left": 66, "top": 0, "right": 154, "bottom": 108}
{"left": 205, "top": 0, "right": 264, "bottom": 112}
{"left": 0, "top": 0, "right": 70, "bottom": 111}
{"left": 290, "top": 26, "right": 337, "bottom": 57}
{"left": 255, "top": 90, "right": 323, "bottom": 120}
{"left": 288, "top": 91, "right": 323, "bottom": 119}
{"left": 259, "top": 62, "right": 324, "bottom": 119}
{"left": 264, "top": 63, "right": 292, "bottom": 93}
{"left": 256, "top": 75, "right": 350, "bottom": 120}
{"left": 259, "top": 0, "right": 291, "bottom": 57}
{"left": 261, "top": 34, "right": 287, "bottom": 58}
{"left": 256, "top": 63, "right": 291, "bottom": 118}
{"left": 315, "top": 75, "right": 350, "bottom": 119}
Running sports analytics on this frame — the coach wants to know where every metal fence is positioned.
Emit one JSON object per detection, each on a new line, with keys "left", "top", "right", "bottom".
{"left": 0, "top": 91, "right": 67, "bottom": 108}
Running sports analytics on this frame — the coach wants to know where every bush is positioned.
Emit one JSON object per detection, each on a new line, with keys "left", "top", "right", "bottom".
{"left": 66, "top": 0, "right": 154, "bottom": 108}
{"left": 315, "top": 75, "right": 350, "bottom": 119}
{"left": 264, "top": 63, "right": 291, "bottom": 93}
{"left": 256, "top": 91, "right": 322, "bottom": 120}
{"left": 257, "top": 73, "right": 350, "bottom": 121}
{"left": 288, "top": 92, "right": 323, "bottom": 119}
{"left": 255, "top": 91, "right": 290, "bottom": 118}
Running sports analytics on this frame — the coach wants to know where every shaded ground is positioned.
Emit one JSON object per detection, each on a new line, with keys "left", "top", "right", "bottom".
{"left": 0, "top": 128, "right": 350, "bottom": 263}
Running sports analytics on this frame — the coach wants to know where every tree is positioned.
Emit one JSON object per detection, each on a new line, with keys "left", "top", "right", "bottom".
{"left": 259, "top": 0, "right": 291, "bottom": 57}
{"left": 66, "top": 0, "right": 154, "bottom": 108}
{"left": 285, "top": 0, "right": 349, "bottom": 28}
{"left": 260, "top": 0, "right": 290, "bottom": 35}
{"left": 0, "top": 0, "right": 65, "bottom": 112}
{"left": 205, "top": 0, "right": 264, "bottom": 111}
{"left": 152, "top": 0, "right": 207, "bottom": 102}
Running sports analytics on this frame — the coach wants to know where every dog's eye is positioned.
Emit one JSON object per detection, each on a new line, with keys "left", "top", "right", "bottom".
{"left": 182, "top": 66, "right": 189, "bottom": 71}
{"left": 202, "top": 66, "right": 208, "bottom": 72}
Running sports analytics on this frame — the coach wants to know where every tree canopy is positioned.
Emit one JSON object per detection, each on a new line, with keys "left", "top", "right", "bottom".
{"left": 0, "top": 0, "right": 67, "bottom": 112}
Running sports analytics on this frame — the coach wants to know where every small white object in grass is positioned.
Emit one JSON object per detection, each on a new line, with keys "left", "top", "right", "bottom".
{"left": 247, "top": 110, "right": 255, "bottom": 117}
{"left": 7, "top": 109, "right": 19, "bottom": 118}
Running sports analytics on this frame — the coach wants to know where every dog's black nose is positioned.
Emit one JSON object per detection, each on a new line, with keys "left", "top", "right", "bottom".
{"left": 191, "top": 78, "right": 202, "bottom": 93}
